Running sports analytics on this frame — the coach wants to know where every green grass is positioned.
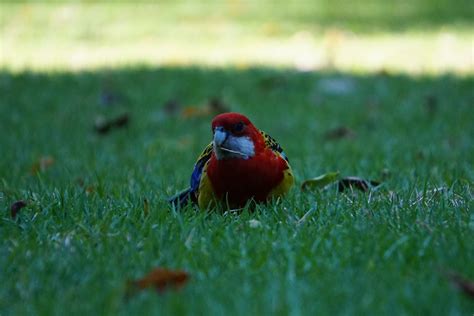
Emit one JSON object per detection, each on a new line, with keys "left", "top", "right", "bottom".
{"left": 1, "top": 1, "right": 473, "bottom": 73}
{"left": 0, "top": 66, "right": 473, "bottom": 315}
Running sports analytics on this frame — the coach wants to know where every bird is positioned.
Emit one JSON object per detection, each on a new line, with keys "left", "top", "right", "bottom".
{"left": 169, "top": 112, "right": 294, "bottom": 209}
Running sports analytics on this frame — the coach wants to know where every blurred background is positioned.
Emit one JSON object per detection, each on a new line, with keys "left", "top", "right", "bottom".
{"left": 1, "top": 0, "right": 473, "bottom": 74}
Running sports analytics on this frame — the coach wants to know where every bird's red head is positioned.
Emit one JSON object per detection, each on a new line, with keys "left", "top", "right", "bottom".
{"left": 211, "top": 112, "right": 252, "bottom": 135}
{"left": 211, "top": 112, "right": 265, "bottom": 159}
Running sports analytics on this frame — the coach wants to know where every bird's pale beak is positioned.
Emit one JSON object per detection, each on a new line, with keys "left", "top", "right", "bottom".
{"left": 213, "top": 126, "right": 228, "bottom": 147}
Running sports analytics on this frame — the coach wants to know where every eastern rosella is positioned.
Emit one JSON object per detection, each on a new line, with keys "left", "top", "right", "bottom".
{"left": 170, "top": 112, "right": 294, "bottom": 209}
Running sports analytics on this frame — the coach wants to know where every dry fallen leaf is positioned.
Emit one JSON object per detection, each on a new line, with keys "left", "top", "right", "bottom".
{"left": 85, "top": 186, "right": 96, "bottom": 195}
{"left": 301, "top": 171, "right": 340, "bottom": 191}
{"left": 10, "top": 200, "right": 27, "bottom": 219}
{"left": 181, "top": 97, "right": 230, "bottom": 119}
{"left": 424, "top": 94, "right": 438, "bottom": 116}
{"left": 94, "top": 113, "right": 130, "bottom": 135}
{"left": 76, "top": 179, "right": 97, "bottom": 195}
{"left": 302, "top": 173, "right": 381, "bottom": 193}
{"left": 143, "top": 198, "right": 149, "bottom": 217}
{"left": 323, "top": 126, "right": 356, "bottom": 141}
{"left": 338, "top": 177, "right": 380, "bottom": 192}
{"left": 129, "top": 268, "right": 189, "bottom": 295}
{"left": 444, "top": 270, "right": 474, "bottom": 299}
{"left": 181, "top": 106, "right": 208, "bottom": 118}
{"left": 208, "top": 97, "right": 230, "bottom": 114}
{"left": 163, "top": 99, "right": 182, "bottom": 116}
{"left": 31, "top": 156, "right": 55, "bottom": 174}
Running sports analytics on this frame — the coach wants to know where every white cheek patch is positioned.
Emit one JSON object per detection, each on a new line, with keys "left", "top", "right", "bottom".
{"left": 214, "top": 135, "right": 255, "bottom": 160}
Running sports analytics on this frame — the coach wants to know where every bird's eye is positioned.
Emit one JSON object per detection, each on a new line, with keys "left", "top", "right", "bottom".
{"left": 234, "top": 122, "right": 244, "bottom": 133}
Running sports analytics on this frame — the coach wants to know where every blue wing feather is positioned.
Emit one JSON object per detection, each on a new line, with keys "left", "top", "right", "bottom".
{"left": 168, "top": 142, "right": 213, "bottom": 207}
{"left": 190, "top": 160, "right": 205, "bottom": 192}
{"left": 189, "top": 142, "right": 213, "bottom": 193}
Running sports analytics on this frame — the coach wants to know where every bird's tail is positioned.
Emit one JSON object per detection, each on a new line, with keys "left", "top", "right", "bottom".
{"left": 168, "top": 188, "right": 196, "bottom": 209}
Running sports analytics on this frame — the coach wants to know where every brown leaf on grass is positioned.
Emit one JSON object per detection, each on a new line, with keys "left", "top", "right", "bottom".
{"left": 143, "top": 198, "right": 149, "bottom": 217}
{"left": 301, "top": 171, "right": 340, "bottom": 191}
{"left": 76, "top": 179, "right": 97, "bottom": 195}
{"left": 181, "top": 97, "right": 230, "bottom": 119}
{"left": 31, "top": 156, "right": 55, "bottom": 174}
{"left": 415, "top": 150, "right": 426, "bottom": 160}
{"left": 85, "top": 186, "right": 96, "bottom": 195}
{"left": 323, "top": 126, "right": 356, "bottom": 140}
{"left": 444, "top": 271, "right": 474, "bottom": 299}
{"left": 338, "top": 177, "right": 380, "bottom": 192}
{"left": 208, "top": 97, "right": 230, "bottom": 114}
{"left": 301, "top": 173, "right": 380, "bottom": 193}
{"left": 94, "top": 113, "right": 130, "bottom": 135}
{"left": 129, "top": 268, "right": 189, "bottom": 295}
{"left": 181, "top": 106, "right": 206, "bottom": 118}
{"left": 10, "top": 200, "right": 27, "bottom": 219}
{"left": 424, "top": 94, "right": 438, "bottom": 115}
{"left": 163, "top": 99, "right": 182, "bottom": 116}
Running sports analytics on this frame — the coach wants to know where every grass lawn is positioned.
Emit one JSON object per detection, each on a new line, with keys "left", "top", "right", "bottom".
{"left": 1, "top": 1, "right": 473, "bottom": 315}
{"left": 1, "top": 1, "right": 473, "bottom": 73}
{"left": 0, "top": 66, "right": 473, "bottom": 315}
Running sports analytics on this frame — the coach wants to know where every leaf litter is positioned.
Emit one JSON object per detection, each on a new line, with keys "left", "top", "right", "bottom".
{"left": 181, "top": 97, "right": 230, "bottom": 119}
{"left": 10, "top": 200, "right": 27, "bottom": 219}
{"left": 30, "top": 156, "right": 55, "bottom": 174}
{"left": 443, "top": 270, "right": 474, "bottom": 299}
{"left": 94, "top": 112, "right": 130, "bottom": 135}
{"left": 301, "top": 172, "right": 381, "bottom": 193}
{"left": 127, "top": 268, "right": 190, "bottom": 297}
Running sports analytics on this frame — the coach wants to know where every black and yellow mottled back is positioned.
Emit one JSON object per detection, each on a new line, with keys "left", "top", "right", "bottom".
{"left": 260, "top": 130, "right": 289, "bottom": 162}
{"left": 195, "top": 142, "right": 213, "bottom": 167}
